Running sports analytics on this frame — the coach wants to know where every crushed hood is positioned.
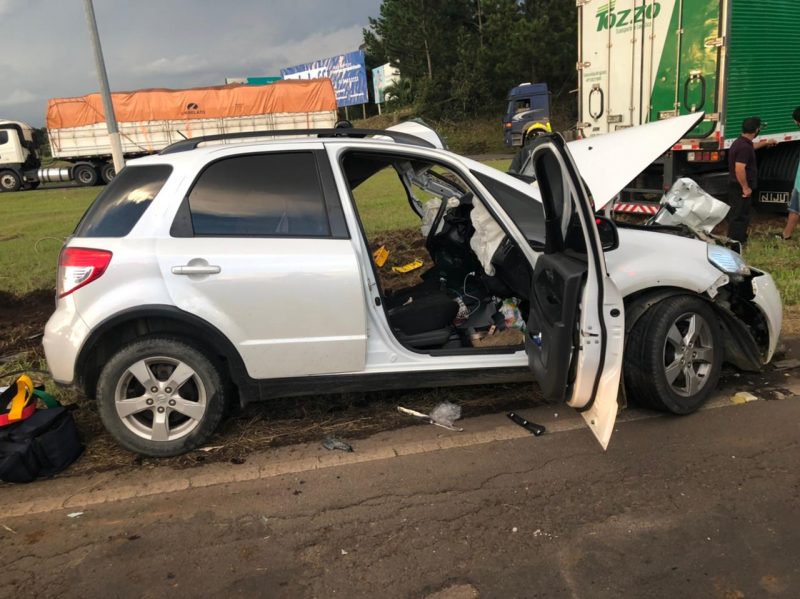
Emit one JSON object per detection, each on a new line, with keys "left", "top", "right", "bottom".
{"left": 566, "top": 113, "right": 704, "bottom": 210}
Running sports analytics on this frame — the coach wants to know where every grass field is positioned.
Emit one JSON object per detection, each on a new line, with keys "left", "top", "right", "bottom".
{"left": 1, "top": 157, "right": 798, "bottom": 306}
{"left": 0, "top": 186, "right": 97, "bottom": 294}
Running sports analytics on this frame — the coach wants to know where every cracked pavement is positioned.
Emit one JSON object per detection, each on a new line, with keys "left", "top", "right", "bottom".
{"left": 1, "top": 398, "right": 799, "bottom": 598}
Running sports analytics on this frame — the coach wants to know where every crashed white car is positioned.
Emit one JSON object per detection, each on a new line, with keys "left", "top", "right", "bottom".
{"left": 43, "top": 114, "right": 781, "bottom": 456}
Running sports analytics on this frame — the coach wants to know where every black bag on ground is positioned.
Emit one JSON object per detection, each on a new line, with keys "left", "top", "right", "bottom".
{"left": 0, "top": 407, "right": 83, "bottom": 483}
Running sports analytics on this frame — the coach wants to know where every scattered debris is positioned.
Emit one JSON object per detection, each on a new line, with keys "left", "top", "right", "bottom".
{"left": 507, "top": 411, "right": 546, "bottom": 436}
{"left": 1, "top": 524, "right": 17, "bottom": 534}
{"left": 391, "top": 259, "right": 424, "bottom": 274}
{"left": 322, "top": 437, "right": 354, "bottom": 452}
{"left": 340, "top": 548, "right": 349, "bottom": 555}
{"left": 773, "top": 358, "right": 800, "bottom": 371}
{"left": 67, "top": 512, "right": 84, "bottom": 519}
{"left": 397, "top": 401, "right": 463, "bottom": 432}
{"left": 197, "top": 445, "right": 225, "bottom": 453}
{"left": 730, "top": 391, "right": 759, "bottom": 405}
{"left": 512, "top": 527, "right": 518, "bottom": 533}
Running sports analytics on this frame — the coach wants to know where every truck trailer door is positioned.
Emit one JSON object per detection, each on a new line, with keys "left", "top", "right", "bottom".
{"left": 579, "top": 1, "right": 713, "bottom": 137}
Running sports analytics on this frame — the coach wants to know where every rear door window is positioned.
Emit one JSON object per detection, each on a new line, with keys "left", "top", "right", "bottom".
{"left": 74, "top": 165, "right": 172, "bottom": 237}
{"left": 0, "top": 131, "right": 8, "bottom": 145}
{"left": 187, "top": 152, "right": 331, "bottom": 237}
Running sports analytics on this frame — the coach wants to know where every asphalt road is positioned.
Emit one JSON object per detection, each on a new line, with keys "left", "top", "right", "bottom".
{"left": 2, "top": 398, "right": 799, "bottom": 599}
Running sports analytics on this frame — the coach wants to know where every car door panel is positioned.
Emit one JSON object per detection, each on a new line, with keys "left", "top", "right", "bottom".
{"left": 157, "top": 147, "right": 367, "bottom": 380}
{"left": 523, "top": 136, "right": 625, "bottom": 449}
{"left": 525, "top": 254, "right": 585, "bottom": 400}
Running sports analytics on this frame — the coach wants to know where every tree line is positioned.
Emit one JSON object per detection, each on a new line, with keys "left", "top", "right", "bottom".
{"left": 362, "top": 0, "right": 577, "bottom": 119}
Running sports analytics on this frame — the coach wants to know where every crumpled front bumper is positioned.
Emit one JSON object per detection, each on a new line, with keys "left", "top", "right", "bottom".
{"left": 750, "top": 269, "right": 782, "bottom": 363}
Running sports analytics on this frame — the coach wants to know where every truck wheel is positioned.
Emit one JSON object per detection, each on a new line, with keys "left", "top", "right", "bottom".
{"left": 0, "top": 170, "right": 21, "bottom": 192}
{"left": 73, "top": 164, "right": 98, "bottom": 187}
{"left": 624, "top": 296, "right": 722, "bottom": 415}
{"left": 100, "top": 163, "right": 116, "bottom": 185}
{"left": 96, "top": 337, "right": 227, "bottom": 457}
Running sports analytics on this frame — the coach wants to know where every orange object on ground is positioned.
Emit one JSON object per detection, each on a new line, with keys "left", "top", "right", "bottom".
{"left": 46, "top": 79, "right": 337, "bottom": 129}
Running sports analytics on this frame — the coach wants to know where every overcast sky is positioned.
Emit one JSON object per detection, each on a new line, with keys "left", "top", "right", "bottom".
{"left": 0, "top": 0, "right": 381, "bottom": 126}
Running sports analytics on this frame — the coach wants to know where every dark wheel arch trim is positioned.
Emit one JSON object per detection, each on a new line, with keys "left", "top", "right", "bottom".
{"left": 624, "top": 287, "right": 762, "bottom": 372}
{"left": 75, "top": 305, "right": 257, "bottom": 402}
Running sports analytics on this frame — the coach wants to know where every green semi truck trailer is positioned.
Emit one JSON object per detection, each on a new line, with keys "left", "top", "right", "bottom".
{"left": 577, "top": 0, "right": 800, "bottom": 212}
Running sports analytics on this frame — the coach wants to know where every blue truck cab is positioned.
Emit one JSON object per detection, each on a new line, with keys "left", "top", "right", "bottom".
{"left": 503, "top": 83, "right": 552, "bottom": 147}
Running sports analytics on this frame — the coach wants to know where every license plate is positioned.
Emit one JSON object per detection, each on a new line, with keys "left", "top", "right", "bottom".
{"left": 759, "top": 191, "right": 789, "bottom": 204}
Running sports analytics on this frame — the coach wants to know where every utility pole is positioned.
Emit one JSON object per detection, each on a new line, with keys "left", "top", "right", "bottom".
{"left": 83, "top": 0, "right": 125, "bottom": 173}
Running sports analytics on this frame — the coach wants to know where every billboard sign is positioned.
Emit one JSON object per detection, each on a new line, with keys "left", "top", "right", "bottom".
{"left": 225, "top": 76, "right": 282, "bottom": 85}
{"left": 281, "top": 50, "right": 368, "bottom": 107}
{"left": 372, "top": 63, "right": 400, "bottom": 104}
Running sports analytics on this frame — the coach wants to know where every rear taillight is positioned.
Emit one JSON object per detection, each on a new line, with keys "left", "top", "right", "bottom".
{"left": 57, "top": 247, "right": 113, "bottom": 298}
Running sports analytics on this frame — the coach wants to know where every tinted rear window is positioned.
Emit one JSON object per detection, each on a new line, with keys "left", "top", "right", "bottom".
{"left": 74, "top": 165, "right": 172, "bottom": 237}
{"left": 472, "top": 171, "right": 545, "bottom": 243}
{"left": 0, "top": 131, "right": 8, "bottom": 145}
{"left": 188, "top": 152, "right": 330, "bottom": 237}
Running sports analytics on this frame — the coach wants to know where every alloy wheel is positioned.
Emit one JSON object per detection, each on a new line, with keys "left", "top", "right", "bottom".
{"left": 662, "top": 311, "right": 715, "bottom": 397}
{"left": 114, "top": 356, "right": 207, "bottom": 442}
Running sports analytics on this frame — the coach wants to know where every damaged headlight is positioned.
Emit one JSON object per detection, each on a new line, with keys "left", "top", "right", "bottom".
{"left": 707, "top": 245, "right": 751, "bottom": 276}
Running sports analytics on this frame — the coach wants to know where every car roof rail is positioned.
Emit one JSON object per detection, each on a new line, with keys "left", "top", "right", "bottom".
{"left": 159, "top": 127, "right": 436, "bottom": 155}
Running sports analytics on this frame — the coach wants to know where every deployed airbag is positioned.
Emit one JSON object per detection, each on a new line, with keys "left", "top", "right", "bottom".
{"left": 469, "top": 198, "right": 506, "bottom": 275}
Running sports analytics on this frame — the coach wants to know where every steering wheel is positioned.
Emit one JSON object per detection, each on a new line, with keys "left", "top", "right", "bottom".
{"left": 425, "top": 192, "right": 473, "bottom": 253}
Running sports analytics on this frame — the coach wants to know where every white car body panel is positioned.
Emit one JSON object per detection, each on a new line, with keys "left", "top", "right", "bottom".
{"left": 567, "top": 113, "right": 704, "bottom": 210}
{"left": 606, "top": 229, "right": 724, "bottom": 297}
{"left": 156, "top": 237, "right": 367, "bottom": 378}
{"left": 751, "top": 271, "right": 782, "bottom": 363}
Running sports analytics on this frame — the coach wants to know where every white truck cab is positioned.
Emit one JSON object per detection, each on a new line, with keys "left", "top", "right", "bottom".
{"left": 0, "top": 120, "right": 38, "bottom": 192}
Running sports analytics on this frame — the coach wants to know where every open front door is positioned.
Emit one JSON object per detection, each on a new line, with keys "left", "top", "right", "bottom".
{"left": 525, "top": 135, "right": 625, "bottom": 449}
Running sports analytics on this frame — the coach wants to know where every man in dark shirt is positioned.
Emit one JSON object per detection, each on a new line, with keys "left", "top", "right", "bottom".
{"left": 727, "top": 116, "right": 776, "bottom": 247}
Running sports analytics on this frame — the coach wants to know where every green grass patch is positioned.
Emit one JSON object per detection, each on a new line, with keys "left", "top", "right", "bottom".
{"left": 744, "top": 221, "right": 800, "bottom": 306}
{"left": 0, "top": 187, "right": 98, "bottom": 294}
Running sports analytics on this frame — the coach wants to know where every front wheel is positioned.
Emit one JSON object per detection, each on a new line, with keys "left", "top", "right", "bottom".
{"left": 624, "top": 296, "right": 722, "bottom": 414}
{"left": 96, "top": 337, "right": 227, "bottom": 456}
{"left": 0, "top": 170, "right": 21, "bottom": 192}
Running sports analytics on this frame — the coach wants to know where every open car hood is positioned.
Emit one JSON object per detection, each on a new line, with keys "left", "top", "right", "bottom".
{"left": 566, "top": 113, "right": 704, "bottom": 211}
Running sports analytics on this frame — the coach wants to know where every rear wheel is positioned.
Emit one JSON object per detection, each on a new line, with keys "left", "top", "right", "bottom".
{"left": 100, "top": 162, "right": 116, "bottom": 184}
{"left": 0, "top": 170, "right": 21, "bottom": 192}
{"left": 73, "top": 164, "right": 98, "bottom": 187}
{"left": 624, "top": 296, "right": 722, "bottom": 414}
{"left": 96, "top": 337, "right": 227, "bottom": 456}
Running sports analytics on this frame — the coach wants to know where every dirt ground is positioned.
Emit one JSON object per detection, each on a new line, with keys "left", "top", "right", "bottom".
{"left": 2, "top": 227, "right": 800, "bottom": 482}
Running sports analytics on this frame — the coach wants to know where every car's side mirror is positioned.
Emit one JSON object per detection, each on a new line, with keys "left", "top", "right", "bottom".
{"left": 595, "top": 215, "right": 619, "bottom": 251}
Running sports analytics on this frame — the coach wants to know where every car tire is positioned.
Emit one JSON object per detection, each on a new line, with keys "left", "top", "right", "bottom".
{"left": 624, "top": 296, "right": 722, "bottom": 414}
{"left": 96, "top": 337, "right": 227, "bottom": 457}
{"left": 73, "top": 164, "right": 98, "bottom": 187}
{"left": 0, "top": 170, "right": 21, "bottom": 192}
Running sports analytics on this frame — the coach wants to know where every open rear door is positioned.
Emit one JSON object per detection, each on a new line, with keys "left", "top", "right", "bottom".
{"left": 525, "top": 135, "right": 625, "bottom": 449}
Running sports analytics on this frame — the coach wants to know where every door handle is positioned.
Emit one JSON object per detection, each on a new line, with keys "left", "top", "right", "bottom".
{"left": 171, "top": 264, "right": 221, "bottom": 275}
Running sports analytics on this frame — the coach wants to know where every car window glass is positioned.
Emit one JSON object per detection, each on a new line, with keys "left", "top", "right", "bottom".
{"left": 0, "top": 131, "right": 8, "bottom": 145}
{"left": 188, "top": 152, "right": 330, "bottom": 237}
{"left": 74, "top": 165, "right": 172, "bottom": 237}
{"left": 472, "top": 171, "right": 545, "bottom": 244}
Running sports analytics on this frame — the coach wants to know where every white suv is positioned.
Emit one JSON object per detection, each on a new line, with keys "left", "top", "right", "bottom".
{"left": 43, "top": 115, "right": 782, "bottom": 456}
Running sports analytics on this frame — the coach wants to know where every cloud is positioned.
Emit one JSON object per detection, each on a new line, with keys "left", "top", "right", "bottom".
{"left": 0, "top": 0, "right": 380, "bottom": 125}
{"left": 0, "top": 0, "right": 26, "bottom": 17}
{"left": 0, "top": 89, "right": 37, "bottom": 107}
